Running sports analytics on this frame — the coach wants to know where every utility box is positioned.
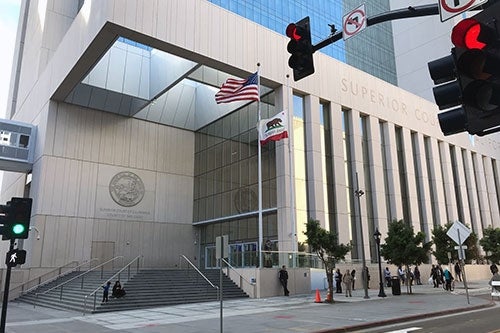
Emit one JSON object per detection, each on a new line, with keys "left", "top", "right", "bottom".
{"left": 0, "top": 119, "right": 36, "bottom": 172}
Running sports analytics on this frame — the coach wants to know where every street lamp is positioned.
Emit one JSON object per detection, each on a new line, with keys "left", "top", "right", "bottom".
{"left": 354, "top": 172, "right": 369, "bottom": 299}
{"left": 374, "top": 228, "right": 386, "bottom": 297}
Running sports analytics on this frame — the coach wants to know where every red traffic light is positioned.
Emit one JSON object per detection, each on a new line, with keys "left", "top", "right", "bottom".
{"left": 286, "top": 23, "right": 301, "bottom": 41}
{"left": 452, "top": 18, "right": 490, "bottom": 50}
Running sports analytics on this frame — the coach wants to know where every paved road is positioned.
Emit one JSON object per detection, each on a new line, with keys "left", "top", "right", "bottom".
{"left": 359, "top": 304, "right": 500, "bottom": 333}
{"left": 2, "top": 280, "right": 496, "bottom": 333}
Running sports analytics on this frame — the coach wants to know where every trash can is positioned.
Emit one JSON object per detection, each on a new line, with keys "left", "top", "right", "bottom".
{"left": 391, "top": 276, "right": 401, "bottom": 295}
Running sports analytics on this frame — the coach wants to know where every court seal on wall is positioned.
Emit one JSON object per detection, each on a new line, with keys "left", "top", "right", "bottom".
{"left": 109, "top": 171, "right": 145, "bottom": 207}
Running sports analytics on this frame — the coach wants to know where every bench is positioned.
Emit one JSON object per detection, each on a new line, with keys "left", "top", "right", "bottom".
{"left": 492, "top": 281, "right": 500, "bottom": 300}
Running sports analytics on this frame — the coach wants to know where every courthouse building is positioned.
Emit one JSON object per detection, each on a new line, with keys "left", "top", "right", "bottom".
{"left": 2, "top": 0, "right": 500, "bottom": 290}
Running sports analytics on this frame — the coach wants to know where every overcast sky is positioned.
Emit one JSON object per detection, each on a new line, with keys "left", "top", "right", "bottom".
{"left": 0, "top": 0, "right": 21, "bottom": 119}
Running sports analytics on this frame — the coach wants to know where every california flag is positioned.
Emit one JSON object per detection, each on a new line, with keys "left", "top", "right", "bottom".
{"left": 258, "top": 111, "right": 289, "bottom": 145}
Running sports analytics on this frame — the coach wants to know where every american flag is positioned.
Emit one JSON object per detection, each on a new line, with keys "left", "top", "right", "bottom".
{"left": 215, "top": 72, "right": 260, "bottom": 104}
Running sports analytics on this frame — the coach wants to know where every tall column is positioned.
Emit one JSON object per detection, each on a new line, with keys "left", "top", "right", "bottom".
{"left": 451, "top": 146, "right": 473, "bottom": 228}
{"left": 401, "top": 128, "right": 420, "bottom": 228}
{"left": 330, "top": 103, "right": 350, "bottom": 246}
{"left": 473, "top": 153, "right": 492, "bottom": 234}
{"left": 274, "top": 85, "right": 295, "bottom": 253}
{"left": 439, "top": 142, "right": 459, "bottom": 223}
{"left": 366, "top": 116, "right": 388, "bottom": 237}
{"left": 381, "top": 123, "right": 403, "bottom": 221}
{"left": 412, "top": 132, "right": 433, "bottom": 238}
{"left": 304, "top": 95, "right": 328, "bottom": 227}
{"left": 483, "top": 156, "right": 500, "bottom": 228}
{"left": 427, "top": 138, "right": 448, "bottom": 226}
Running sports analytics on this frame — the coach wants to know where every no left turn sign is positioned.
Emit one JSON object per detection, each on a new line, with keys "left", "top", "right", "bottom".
{"left": 343, "top": 4, "right": 367, "bottom": 41}
{"left": 439, "top": 0, "right": 488, "bottom": 22}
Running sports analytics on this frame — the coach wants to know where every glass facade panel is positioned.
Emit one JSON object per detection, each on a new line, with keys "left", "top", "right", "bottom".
{"left": 208, "top": 0, "right": 396, "bottom": 84}
{"left": 194, "top": 93, "right": 278, "bottom": 267}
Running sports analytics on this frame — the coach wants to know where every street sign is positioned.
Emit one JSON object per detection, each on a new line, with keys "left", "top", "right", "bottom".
{"left": 447, "top": 220, "right": 472, "bottom": 245}
{"left": 5, "top": 249, "right": 26, "bottom": 267}
{"left": 343, "top": 4, "right": 367, "bottom": 41}
{"left": 454, "top": 245, "right": 468, "bottom": 260}
{"left": 438, "top": 0, "right": 488, "bottom": 22}
{"left": 215, "top": 235, "right": 229, "bottom": 259}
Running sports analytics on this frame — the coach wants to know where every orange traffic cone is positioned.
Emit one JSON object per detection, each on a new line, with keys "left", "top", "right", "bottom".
{"left": 325, "top": 290, "right": 334, "bottom": 303}
{"left": 314, "top": 289, "right": 322, "bottom": 303}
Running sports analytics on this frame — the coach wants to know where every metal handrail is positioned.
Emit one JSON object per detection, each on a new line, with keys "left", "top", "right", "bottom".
{"left": 22, "top": 259, "right": 99, "bottom": 295}
{"left": 179, "top": 255, "right": 219, "bottom": 290}
{"left": 83, "top": 255, "right": 142, "bottom": 314}
{"left": 221, "top": 258, "right": 256, "bottom": 297}
{"left": 34, "top": 256, "right": 124, "bottom": 307}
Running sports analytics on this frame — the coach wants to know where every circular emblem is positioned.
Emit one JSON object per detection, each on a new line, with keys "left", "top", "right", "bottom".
{"left": 109, "top": 172, "right": 145, "bottom": 207}
{"left": 234, "top": 188, "right": 258, "bottom": 213}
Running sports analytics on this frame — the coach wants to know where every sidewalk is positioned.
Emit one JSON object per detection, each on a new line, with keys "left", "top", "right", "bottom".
{"left": 2, "top": 280, "right": 495, "bottom": 333}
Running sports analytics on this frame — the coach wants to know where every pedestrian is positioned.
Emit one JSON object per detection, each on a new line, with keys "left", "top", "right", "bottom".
{"left": 102, "top": 281, "right": 111, "bottom": 303}
{"left": 343, "top": 269, "right": 353, "bottom": 297}
{"left": 438, "top": 265, "right": 445, "bottom": 285}
{"left": 443, "top": 266, "right": 454, "bottom": 291}
{"left": 364, "top": 267, "right": 370, "bottom": 289}
{"left": 278, "top": 265, "right": 289, "bottom": 296}
{"left": 398, "top": 265, "right": 405, "bottom": 285}
{"left": 430, "top": 265, "right": 439, "bottom": 288}
{"left": 350, "top": 269, "right": 356, "bottom": 290}
{"left": 334, "top": 268, "right": 343, "bottom": 293}
{"left": 384, "top": 267, "right": 392, "bottom": 287}
{"left": 454, "top": 262, "right": 462, "bottom": 282}
{"left": 413, "top": 266, "right": 422, "bottom": 285}
{"left": 490, "top": 263, "right": 498, "bottom": 275}
{"left": 112, "top": 280, "right": 126, "bottom": 298}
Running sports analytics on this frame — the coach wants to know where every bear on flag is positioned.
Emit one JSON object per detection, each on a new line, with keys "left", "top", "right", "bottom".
{"left": 258, "top": 111, "right": 289, "bottom": 145}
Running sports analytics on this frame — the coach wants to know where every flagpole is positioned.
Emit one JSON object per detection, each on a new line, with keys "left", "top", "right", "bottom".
{"left": 285, "top": 75, "right": 297, "bottom": 265}
{"left": 257, "top": 63, "right": 263, "bottom": 269}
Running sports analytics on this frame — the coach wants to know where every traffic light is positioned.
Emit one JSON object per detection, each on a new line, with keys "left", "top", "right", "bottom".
{"left": 428, "top": 3, "right": 500, "bottom": 136}
{"left": 286, "top": 16, "right": 315, "bottom": 81}
{"left": 0, "top": 197, "right": 32, "bottom": 240}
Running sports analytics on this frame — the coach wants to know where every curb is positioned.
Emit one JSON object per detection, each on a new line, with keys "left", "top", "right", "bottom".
{"left": 312, "top": 300, "right": 496, "bottom": 333}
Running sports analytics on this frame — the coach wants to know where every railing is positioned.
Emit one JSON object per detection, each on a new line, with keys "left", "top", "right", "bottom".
{"left": 83, "top": 255, "right": 142, "bottom": 314}
{"left": 221, "top": 258, "right": 256, "bottom": 298}
{"left": 34, "top": 256, "right": 124, "bottom": 308}
{"left": 179, "top": 255, "right": 219, "bottom": 293}
{"left": 1, "top": 260, "right": 79, "bottom": 300}
{"left": 21, "top": 259, "right": 99, "bottom": 296}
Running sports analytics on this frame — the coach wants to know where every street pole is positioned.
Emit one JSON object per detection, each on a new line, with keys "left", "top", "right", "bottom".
{"left": 0, "top": 239, "right": 15, "bottom": 333}
{"left": 354, "top": 173, "right": 369, "bottom": 299}
{"left": 374, "top": 229, "right": 386, "bottom": 297}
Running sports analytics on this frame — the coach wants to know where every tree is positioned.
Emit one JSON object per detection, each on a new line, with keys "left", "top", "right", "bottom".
{"left": 479, "top": 226, "right": 500, "bottom": 264}
{"left": 432, "top": 222, "right": 480, "bottom": 264}
{"left": 380, "top": 219, "right": 433, "bottom": 294}
{"left": 304, "top": 219, "right": 351, "bottom": 303}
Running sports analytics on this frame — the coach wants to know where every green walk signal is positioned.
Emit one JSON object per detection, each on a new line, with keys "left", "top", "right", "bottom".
{"left": 12, "top": 224, "right": 26, "bottom": 235}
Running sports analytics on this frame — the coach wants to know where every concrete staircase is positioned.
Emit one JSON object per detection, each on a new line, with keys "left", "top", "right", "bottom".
{"left": 15, "top": 269, "right": 123, "bottom": 313}
{"left": 16, "top": 268, "right": 249, "bottom": 313}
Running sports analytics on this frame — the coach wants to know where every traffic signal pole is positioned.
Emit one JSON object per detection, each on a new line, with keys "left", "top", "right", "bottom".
{"left": 0, "top": 239, "right": 15, "bottom": 333}
{"left": 313, "top": 4, "right": 439, "bottom": 52}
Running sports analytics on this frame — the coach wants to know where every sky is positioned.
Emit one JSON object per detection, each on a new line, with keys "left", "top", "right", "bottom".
{"left": 0, "top": 0, "right": 21, "bottom": 119}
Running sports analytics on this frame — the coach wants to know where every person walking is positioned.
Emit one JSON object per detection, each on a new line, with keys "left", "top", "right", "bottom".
{"left": 454, "top": 262, "right": 462, "bottom": 282}
{"left": 102, "top": 281, "right": 111, "bottom": 303}
{"left": 413, "top": 266, "right": 422, "bottom": 285}
{"left": 278, "top": 265, "right": 289, "bottom": 296}
{"left": 430, "top": 265, "right": 439, "bottom": 288}
{"left": 443, "top": 266, "right": 454, "bottom": 291}
{"left": 343, "top": 269, "right": 353, "bottom": 297}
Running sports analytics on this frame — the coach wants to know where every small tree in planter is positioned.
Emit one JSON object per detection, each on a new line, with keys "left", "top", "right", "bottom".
{"left": 304, "top": 218, "right": 351, "bottom": 303}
